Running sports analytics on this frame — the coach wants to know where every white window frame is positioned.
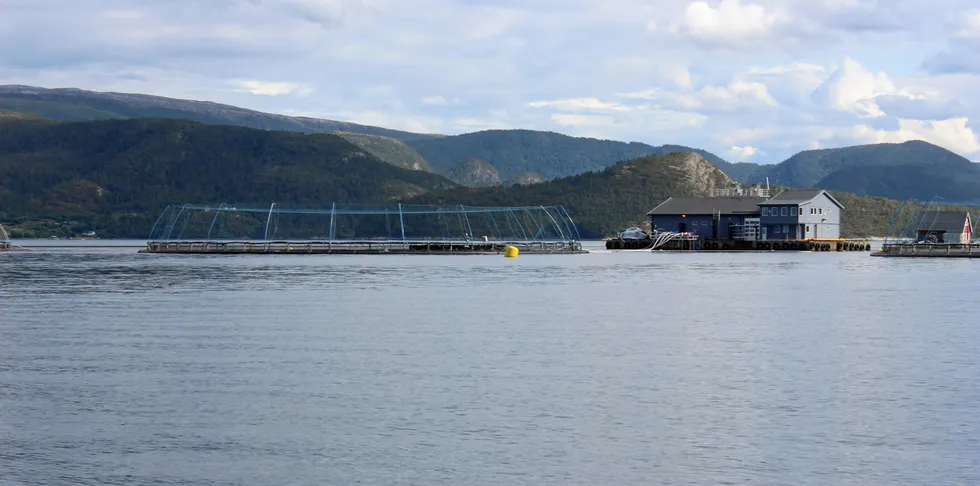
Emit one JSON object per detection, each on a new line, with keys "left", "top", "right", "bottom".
{"left": 762, "top": 207, "right": 769, "bottom": 216}
{"left": 819, "top": 208, "right": 824, "bottom": 215}
{"left": 791, "top": 207, "right": 798, "bottom": 216}
{"left": 781, "top": 207, "right": 788, "bottom": 216}
{"left": 806, "top": 225, "right": 811, "bottom": 233}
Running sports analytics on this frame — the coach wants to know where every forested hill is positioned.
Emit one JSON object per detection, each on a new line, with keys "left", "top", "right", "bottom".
{"left": 0, "top": 85, "right": 441, "bottom": 142}
{"left": 728, "top": 140, "right": 980, "bottom": 202}
{"left": 406, "top": 129, "right": 728, "bottom": 181}
{"left": 0, "top": 117, "right": 456, "bottom": 237}
{"left": 411, "top": 152, "right": 734, "bottom": 238}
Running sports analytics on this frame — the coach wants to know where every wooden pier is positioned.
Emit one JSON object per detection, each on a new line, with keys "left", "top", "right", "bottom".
{"left": 140, "top": 239, "right": 587, "bottom": 255}
{"left": 873, "top": 243, "right": 980, "bottom": 258}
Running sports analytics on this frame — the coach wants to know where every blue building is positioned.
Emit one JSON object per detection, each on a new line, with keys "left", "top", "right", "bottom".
{"left": 647, "top": 190, "right": 845, "bottom": 241}
{"left": 758, "top": 190, "right": 844, "bottom": 240}
{"left": 647, "top": 196, "right": 768, "bottom": 239}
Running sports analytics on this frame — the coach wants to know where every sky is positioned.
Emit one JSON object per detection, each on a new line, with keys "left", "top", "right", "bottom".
{"left": 3, "top": 0, "right": 980, "bottom": 163}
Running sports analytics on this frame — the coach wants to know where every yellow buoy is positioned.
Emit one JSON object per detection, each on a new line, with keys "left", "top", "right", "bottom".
{"left": 504, "top": 245, "right": 519, "bottom": 258}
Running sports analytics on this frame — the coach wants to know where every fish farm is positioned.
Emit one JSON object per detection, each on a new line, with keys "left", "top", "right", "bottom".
{"left": 141, "top": 203, "right": 586, "bottom": 255}
{"left": 873, "top": 197, "right": 980, "bottom": 258}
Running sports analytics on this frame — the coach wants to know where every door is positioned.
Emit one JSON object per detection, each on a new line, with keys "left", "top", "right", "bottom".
{"left": 813, "top": 224, "right": 817, "bottom": 238}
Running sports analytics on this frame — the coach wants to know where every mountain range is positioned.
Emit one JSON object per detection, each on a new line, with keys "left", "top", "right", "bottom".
{"left": 0, "top": 85, "right": 729, "bottom": 184}
{"left": 1, "top": 85, "right": 979, "bottom": 238}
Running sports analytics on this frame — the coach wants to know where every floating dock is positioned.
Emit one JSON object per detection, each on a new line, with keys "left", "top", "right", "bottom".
{"left": 873, "top": 243, "right": 980, "bottom": 258}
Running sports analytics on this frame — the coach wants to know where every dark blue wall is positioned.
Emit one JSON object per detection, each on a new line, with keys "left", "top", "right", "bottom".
{"left": 650, "top": 215, "right": 751, "bottom": 239}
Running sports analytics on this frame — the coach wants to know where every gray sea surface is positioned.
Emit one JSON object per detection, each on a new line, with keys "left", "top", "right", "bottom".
{"left": 1, "top": 243, "right": 978, "bottom": 485}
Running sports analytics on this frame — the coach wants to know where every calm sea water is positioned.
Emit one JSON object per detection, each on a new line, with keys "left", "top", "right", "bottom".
{"left": 2, "top": 243, "right": 978, "bottom": 485}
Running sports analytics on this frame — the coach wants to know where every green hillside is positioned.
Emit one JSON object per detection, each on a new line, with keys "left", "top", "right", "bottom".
{"left": 0, "top": 118, "right": 455, "bottom": 238}
{"left": 407, "top": 129, "right": 728, "bottom": 181}
{"left": 445, "top": 158, "right": 502, "bottom": 187}
{"left": 412, "top": 152, "right": 734, "bottom": 238}
{"left": 331, "top": 131, "right": 431, "bottom": 171}
{"left": 0, "top": 109, "right": 44, "bottom": 120}
{"left": 0, "top": 85, "right": 441, "bottom": 142}
{"left": 740, "top": 141, "right": 980, "bottom": 202}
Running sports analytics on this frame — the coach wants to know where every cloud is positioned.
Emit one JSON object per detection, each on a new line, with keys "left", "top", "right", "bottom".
{"left": 874, "top": 95, "right": 967, "bottom": 121}
{"left": 812, "top": 58, "right": 896, "bottom": 116}
{"left": 698, "top": 81, "right": 777, "bottom": 111}
{"left": 728, "top": 145, "right": 759, "bottom": 159}
{"left": 3, "top": 0, "right": 980, "bottom": 164}
{"left": 421, "top": 95, "right": 450, "bottom": 105}
{"left": 527, "top": 97, "right": 632, "bottom": 112}
{"left": 237, "top": 80, "right": 310, "bottom": 96}
{"left": 678, "top": 0, "right": 780, "bottom": 45}
{"left": 852, "top": 118, "right": 980, "bottom": 157}
{"left": 551, "top": 114, "right": 616, "bottom": 127}
{"left": 617, "top": 80, "right": 777, "bottom": 112}
{"left": 957, "top": 10, "right": 980, "bottom": 38}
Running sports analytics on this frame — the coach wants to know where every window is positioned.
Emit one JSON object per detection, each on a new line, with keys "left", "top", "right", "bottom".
{"left": 773, "top": 225, "right": 780, "bottom": 233}
{"left": 811, "top": 208, "right": 816, "bottom": 215}
{"left": 762, "top": 207, "right": 769, "bottom": 216}
{"left": 783, "top": 224, "right": 789, "bottom": 233}
{"left": 791, "top": 207, "right": 798, "bottom": 216}
{"left": 819, "top": 208, "right": 824, "bottom": 215}
{"left": 806, "top": 225, "right": 810, "bottom": 233}
{"left": 781, "top": 207, "right": 788, "bottom": 216}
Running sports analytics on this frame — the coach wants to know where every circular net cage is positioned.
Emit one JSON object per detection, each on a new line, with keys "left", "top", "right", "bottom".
{"left": 884, "top": 198, "right": 978, "bottom": 245}
{"left": 148, "top": 204, "right": 582, "bottom": 243}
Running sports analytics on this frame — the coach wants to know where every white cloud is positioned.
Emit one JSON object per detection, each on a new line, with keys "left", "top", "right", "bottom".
{"left": 616, "top": 80, "right": 777, "bottom": 113}
{"left": 852, "top": 117, "right": 980, "bottom": 157}
{"left": 551, "top": 114, "right": 615, "bottom": 126}
{"left": 957, "top": 10, "right": 980, "bottom": 38}
{"left": 813, "top": 58, "right": 897, "bottom": 116}
{"left": 728, "top": 145, "right": 759, "bottom": 158}
{"left": 237, "top": 80, "right": 310, "bottom": 96}
{"left": 421, "top": 95, "right": 450, "bottom": 105}
{"left": 698, "top": 80, "right": 777, "bottom": 110}
{"left": 527, "top": 97, "right": 632, "bottom": 112}
{"left": 679, "top": 0, "right": 780, "bottom": 44}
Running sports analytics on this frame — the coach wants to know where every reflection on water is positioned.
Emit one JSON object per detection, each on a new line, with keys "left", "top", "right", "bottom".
{"left": 1, "top": 248, "right": 979, "bottom": 485}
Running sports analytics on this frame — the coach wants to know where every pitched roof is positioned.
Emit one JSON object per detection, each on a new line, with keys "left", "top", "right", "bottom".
{"left": 916, "top": 211, "right": 972, "bottom": 233}
{"left": 647, "top": 196, "right": 768, "bottom": 216}
{"left": 758, "top": 189, "right": 844, "bottom": 209}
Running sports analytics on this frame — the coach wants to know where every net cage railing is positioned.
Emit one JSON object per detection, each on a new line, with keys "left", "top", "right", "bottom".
{"left": 883, "top": 198, "right": 980, "bottom": 245}
{"left": 148, "top": 203, "right": 582, "bottom": 244}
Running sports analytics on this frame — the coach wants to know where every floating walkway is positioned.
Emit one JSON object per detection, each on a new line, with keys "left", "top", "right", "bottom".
{"left": 141, "top": 203, "right": 586, "bottom": 255}
{"left": 873, "top": 243, "right": 980, "bottom": 258}
{"left": 142, "top": 239, "right": 583, "bottom": 255}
